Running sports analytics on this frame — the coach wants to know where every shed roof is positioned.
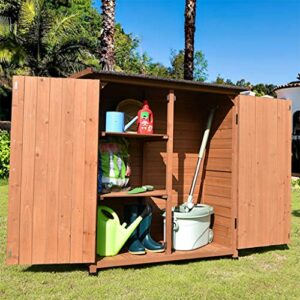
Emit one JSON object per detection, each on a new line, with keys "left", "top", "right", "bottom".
{"left": 71, "top": 68, "right": 247, "bottom": 95}
{"left": 274, "top": 81, "right": 300, "bottom": 92}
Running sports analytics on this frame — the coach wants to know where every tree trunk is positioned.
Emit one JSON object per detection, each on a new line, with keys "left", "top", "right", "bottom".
{"left": 100, "top": 0, "right": 115, "bottom": 71}
{"left": 184, "top": 0, "right": 196, "bottom": 80}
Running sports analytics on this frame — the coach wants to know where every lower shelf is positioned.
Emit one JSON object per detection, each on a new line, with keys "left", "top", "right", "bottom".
{"left": 93, "top": 242, "right": 234, "bottom": 270}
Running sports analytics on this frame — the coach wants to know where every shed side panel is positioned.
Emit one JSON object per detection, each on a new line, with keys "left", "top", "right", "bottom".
{"left": 6, "top": 76, "right": 99, "bottom": 264}
{"left": 237, "top": 96, "right": 291, "bottom": 249}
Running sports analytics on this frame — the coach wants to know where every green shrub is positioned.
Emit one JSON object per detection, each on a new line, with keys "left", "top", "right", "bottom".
{"left": 0, "top": 130, "right": 10, "bottom": 179}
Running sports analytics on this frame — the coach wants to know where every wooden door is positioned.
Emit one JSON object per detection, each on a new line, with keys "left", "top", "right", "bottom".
{"left": 237, "top": 95, "right": 291, "bottom": 249}
{"left": 6, "top": 76, "right": 100, "bottom": 265}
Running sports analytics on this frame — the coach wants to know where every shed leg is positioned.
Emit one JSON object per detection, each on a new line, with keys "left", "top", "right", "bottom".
{"left": 88, "top": 264, "right": 98, "bottom": 275}
{"left": 232, "top": 249, "right": 239, "bottom": 259}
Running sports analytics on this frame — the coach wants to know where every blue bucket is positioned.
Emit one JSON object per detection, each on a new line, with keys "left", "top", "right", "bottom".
{"left": 106, "top": 112, "right": 124, "bottom": 133}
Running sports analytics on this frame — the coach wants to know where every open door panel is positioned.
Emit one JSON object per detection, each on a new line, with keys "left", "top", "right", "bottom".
{"left": 237, "top": 95, "right": 291, "bottom": 249}
{"left": 6, "top": 76, "right": 100, "bottom": 265}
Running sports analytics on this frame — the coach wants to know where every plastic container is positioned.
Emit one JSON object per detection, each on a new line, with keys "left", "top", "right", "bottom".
{"left": 106, "top": 111, "right": 124, "bottom": 133}
{"left": 163, "top": 204, "right": 214, "bottom": 251}
{"left": 137, "top": 100, "right": 154, "bottom": 134}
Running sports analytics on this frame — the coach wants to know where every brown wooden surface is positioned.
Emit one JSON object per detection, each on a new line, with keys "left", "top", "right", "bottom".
{"left": 201, "top": 103, "right": 234, "bottom": 248}
{"left": 139, "top": 89, "right": 235, "bottom": 249}
{"left": 237, "top": 96, "right": 291, "bottom": 249}
{"left": 100, "top": 131, "right": 168, "bottom": 141}
{"left": 82, "top": 79, "right": 100, "bottom": 262}
{"left": 165, "top": 90, "right": 175, "bottom": 255}
{"left": 19, "top": 77, "right": 38, "bottom": 264}
{"left": 93, "top": 242, "right": 233, "bottom": 269}
{"left": 45, "top": 78, "right": 63, "bottom": 263}
{"left": 231, "top": 99, "right": 239, "bottom": 256}
{"left": 6, "top": 77, "right": 25, "bottom": 264}
{"left": 72, "top": 68, "right": 246, "bottom": 95}
{"left": 99, "top": 190, "right": 167, "bottom": 200}
{"left": 6, "top": 76, "right": 99, "bottom": 265}
{"left": 32, "top": 78, "right": 50, "bottom": 263}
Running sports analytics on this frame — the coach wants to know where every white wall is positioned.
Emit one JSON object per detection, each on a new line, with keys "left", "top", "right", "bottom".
{"left": 276, "top": 87, "right": 300, "bottom": 116}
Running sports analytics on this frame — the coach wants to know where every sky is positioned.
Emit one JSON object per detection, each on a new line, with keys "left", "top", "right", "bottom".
{"left": 94, "top": 0, "right": 300, "bottom": 85}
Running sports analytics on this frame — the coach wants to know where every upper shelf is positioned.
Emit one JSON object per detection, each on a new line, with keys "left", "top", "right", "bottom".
{"left": 100, "top": 131, "right": 168, "bottom": 142}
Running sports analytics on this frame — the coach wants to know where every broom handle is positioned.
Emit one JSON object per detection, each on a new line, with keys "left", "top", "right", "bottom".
{"left": 187, "top": 108, "right": 215, "bottom": 203}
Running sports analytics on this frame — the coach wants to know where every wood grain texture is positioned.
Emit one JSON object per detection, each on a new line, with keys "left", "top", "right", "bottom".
{"left": 70, "top": 79, "right": 87, "bottom": 262}
{"left": 94, "top": 242, "right": 233, "bottom": 269}
{"left": 45, "top": 78, "right": 63, "bottom": 263}
{"left": 6, "top": 77, "right": 25, "bottom": 264}
{"left": 19, "top": 77, "right": 38, "bottom": 264}
{"left": 32, "top": 78, "right": 50, "bottom": 264}
{"left": 165, "top": 90, "right": 175, "bottom": 255}
{"left": 7, "top": 76, "right": 99, "bottom": 265}
{"left": 82, "top": 79, "right": 99, "bottom": 262}
{"left": 237, "top": 96, "right": 291, "bottom": 249}
{"left": 57, "top": 78, "right": 75, "bottom": 263}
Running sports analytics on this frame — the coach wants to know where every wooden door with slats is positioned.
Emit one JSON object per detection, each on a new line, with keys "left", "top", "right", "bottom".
{"left": 6, "top": 76, "right": 100, "bottom": 265}
{"left": 237, "top": 95, "right": 291, "bottom": 249}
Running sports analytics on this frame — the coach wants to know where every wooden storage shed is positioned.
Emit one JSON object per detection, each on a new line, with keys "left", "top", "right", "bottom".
{"left": 6, "top": 71, "right": 291, "bottom": 273}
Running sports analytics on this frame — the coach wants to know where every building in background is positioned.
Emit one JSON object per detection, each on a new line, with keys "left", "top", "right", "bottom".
{"left": 275, "top": 75, "right": 300, "bottom": 174}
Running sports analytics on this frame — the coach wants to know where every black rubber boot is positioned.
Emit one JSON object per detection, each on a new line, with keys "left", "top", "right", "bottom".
{"left": 139, "top": 204, "right": 165, "bottom": 253}
{"left": 124, "top": 204, "right": 146, "bottom": 255}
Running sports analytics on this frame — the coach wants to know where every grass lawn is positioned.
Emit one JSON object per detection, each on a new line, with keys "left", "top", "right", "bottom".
{"left": 0, "top": 179, "right": 300, "bottom": 299}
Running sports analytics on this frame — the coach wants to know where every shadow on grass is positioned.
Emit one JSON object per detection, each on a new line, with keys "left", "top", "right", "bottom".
{"left": 238, "top": 244, "right": 289, "bottom": 257}
{"left": 23, "top": 264, "right": 87, "bottom": 273}
{"left": 292, "top": 209, "right": 300, "bottom": 217}
{"left": 21, "top": 246, "right": 290, "bottom": 274}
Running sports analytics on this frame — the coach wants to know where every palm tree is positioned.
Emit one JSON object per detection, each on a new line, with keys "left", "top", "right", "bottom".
{"left": 100, "top": 0, "right": 115, "bottom": 71}
{"left": 184, "top": 0, "right": 197, "bottom": 80}
{"left": 0, "top": 0, "right": 97, "bottom": 82}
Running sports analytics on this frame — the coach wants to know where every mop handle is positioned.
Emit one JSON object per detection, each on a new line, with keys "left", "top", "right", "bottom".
{"left": 188, "top": 108, "right": 216, "bottom": 201}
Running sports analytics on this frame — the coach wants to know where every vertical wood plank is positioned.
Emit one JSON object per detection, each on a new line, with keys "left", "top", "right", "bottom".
{"left": 6, "top": 76, "right": 25, "bottom": 264}
{"left": 44, "top": 78, "right": 63, "bottom": 263}
{"left": 262, "top": 98, "right": 278, "bottom": 244}
{"left": 19, "top": 77, "right": 38, "bottom": 264}
{"left": 82, "top": 79, "right": 99, "bottom": 262}
{"left": 165, "top": 90, "right": 175, "bottom": 255}
{"left": 237, "top": 95, "right": 256, "bottom": 248}
{"left": 57, "top": 79, "right": 75, "bottom": 263}
{"left": 237, "top": 96, "right": 291, "bottom": 249}
{"left": 284, "top": 100, "right": 292, "bottom": 243}
{"left": 277, "top": 100, "right": 290, "bottom": 243}
{"left": 70, "top": 80, "right": 87, "bottom": 262}
{"left": 231, "top": 98, "right": 238, "bottom": 255}
{"left": 31, "top": 78, "right": 50, "bottom": 264}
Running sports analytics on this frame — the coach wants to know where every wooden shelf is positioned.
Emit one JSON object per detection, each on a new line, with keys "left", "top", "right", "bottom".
{"left": 99, "top": 189, "right": 168, "bottom": 200}
{"left": 93, "top": 243, "right": 234, "bottom": 269}
{"left": 100, "top": 131, "right": 168, "bottom": 141}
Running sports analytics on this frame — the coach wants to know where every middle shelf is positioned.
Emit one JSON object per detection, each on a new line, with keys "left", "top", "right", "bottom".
{"left": 100, "top": 131, "right": 168, "bottom": 142}
{"left": 99, "top": 189, "right": 168, "bottom": 200}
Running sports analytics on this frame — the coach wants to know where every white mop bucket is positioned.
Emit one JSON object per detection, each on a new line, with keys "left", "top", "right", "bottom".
{"left": 163, "top": 204, "right": 214, "bottom": 250}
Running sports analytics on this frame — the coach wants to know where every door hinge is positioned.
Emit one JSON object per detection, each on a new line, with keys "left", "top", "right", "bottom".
{"left": 234, "top": 218, "right": 238, "bottom": 229}
{"left": 235, "top": 113, "right": 239, "bottom": 125}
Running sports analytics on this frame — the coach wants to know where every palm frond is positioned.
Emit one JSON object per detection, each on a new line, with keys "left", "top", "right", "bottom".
{"left": 18, "top": 0, "right": 37, "bottom": 36}
{"left": 0, "top": 48, "right": 13, "bottom": 64}
{"left": 0, "top": 17, "right": 11, "bottom": 39}
{"left": 44, "top": 13, "right": 81, "bottom": 48}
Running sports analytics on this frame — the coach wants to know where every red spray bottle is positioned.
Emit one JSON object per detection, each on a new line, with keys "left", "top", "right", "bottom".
{"left": 137, "top": 100, "right": 154, "bottom": 134}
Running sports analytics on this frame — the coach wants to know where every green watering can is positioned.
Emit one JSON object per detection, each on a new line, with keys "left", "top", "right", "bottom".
{"left": 97, "top": 205, "right": 151, "bottom": 256}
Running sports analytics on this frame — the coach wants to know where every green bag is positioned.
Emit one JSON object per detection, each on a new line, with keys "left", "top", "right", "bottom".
{"left": 99, "top": 138, "right": 130, "bottom": 192}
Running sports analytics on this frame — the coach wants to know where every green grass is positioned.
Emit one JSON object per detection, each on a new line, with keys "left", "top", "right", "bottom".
{"left": 0, "top": 179, "right": 300, "bottom": 299}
